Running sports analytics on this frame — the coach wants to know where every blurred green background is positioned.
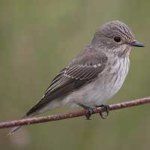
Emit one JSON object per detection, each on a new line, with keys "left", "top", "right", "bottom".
{"left": 0, "top": 0, "right": 150, "bottom": 150}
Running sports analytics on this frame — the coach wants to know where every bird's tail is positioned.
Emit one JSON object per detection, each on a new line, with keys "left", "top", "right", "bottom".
{"left": 8, "top": 115, "right": 28, "bottom": 135}
{"left": 8, "top": 97, "right": 58, "bottom": 135}
{"left": 9, "top": 125, "right": 22, "bottom": 135}
{"left": 8, "top": 106, "right": 39, "bottom": 135}
{"left": 8, "top": 99, "right": 45, "bottom": 135}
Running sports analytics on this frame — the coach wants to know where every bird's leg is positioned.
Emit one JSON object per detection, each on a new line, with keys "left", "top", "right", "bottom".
{"left": 96, "top": 104, "right": 110, "bottom": 119}
{"left": 77, "top": 103, "right": 94, "bottom": 120}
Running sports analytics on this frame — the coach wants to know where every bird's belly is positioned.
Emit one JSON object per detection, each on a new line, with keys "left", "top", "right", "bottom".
{"left": 64, "top": 57, "right": 129, "bottom": 107}
{"left": 65, "top": 75, "right": 124, "bottom": 106}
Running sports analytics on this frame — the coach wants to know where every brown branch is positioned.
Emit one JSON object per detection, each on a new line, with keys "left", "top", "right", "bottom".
{"left": 0, "top": 97, "right": 150, "bottom": 129}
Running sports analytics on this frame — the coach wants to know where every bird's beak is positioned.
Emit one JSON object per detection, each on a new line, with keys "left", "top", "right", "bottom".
{"left": 129, "top": 40, "right": 144, "bottom": 47}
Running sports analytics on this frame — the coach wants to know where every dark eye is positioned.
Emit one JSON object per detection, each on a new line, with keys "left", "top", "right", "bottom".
{"left": 114, "top": 36, "right": 121, "bottom": 42}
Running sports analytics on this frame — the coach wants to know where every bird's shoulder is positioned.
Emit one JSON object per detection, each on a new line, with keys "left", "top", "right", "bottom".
{"left": 70, "top": 45, "right": 108, "bottom": 66}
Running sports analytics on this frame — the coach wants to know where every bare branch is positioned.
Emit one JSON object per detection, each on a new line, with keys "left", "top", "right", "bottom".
{"left": 0, "top": 97, "right": 150, "bottom": 129}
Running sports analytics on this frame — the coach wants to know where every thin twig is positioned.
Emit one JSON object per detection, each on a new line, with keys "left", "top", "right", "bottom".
{"left": 0, "top": 97, "right": 150, "bottom": 129}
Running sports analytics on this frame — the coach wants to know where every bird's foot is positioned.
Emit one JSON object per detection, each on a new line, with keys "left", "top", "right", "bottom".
{"left": 85, "top": 107, "right": 94, "bottom": 120}
{"left": 96, "top": 104, "right": 110, "bottom": 119}
{"left": 77, "top": 103, "right": 94, "bottom": 120}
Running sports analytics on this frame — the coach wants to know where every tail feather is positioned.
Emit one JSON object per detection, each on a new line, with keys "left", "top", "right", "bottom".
{"left": 8, "top": 99, "right": 45, "bottom": 135}
{"left": 8, "top": 110, "right": 40, "bottom": 135}
{"left": 8, "top": 97, "right": 57, "bottom": 135}
{"left": 8, "top": 115, "right": 27, "bottom": 135}
{"left": 8, "top": 103, "right": 47, "bottom": 135}
{"left": 8, "top": 125, "right": 22, "bottom": 135}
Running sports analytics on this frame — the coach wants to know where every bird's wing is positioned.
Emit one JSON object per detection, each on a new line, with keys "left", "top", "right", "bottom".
{"left": 26, "top": 47, "right": 108, "bottom": 116}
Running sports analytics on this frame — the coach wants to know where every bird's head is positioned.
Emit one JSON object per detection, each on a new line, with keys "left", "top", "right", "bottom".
{"left": 92, "top": 20, "right": 144, "bottom": 57}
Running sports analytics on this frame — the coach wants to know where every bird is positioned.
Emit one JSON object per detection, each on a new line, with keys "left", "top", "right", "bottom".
{"left": 10, "top": 20, "right": 144, "bottom": 134}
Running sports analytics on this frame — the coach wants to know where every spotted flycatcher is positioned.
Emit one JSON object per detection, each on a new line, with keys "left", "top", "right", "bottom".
{"left": 10, "top": 20, "right": 144, "bottom": 133}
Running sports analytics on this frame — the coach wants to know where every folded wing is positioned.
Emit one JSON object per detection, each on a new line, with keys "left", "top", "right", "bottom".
{"left": 26, "top": 47, "right": 108, "bottom": 116}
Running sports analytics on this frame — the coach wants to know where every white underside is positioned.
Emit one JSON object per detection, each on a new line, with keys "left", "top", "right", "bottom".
{"left": 40, "top": 56, "right": 129, "bottom": 113}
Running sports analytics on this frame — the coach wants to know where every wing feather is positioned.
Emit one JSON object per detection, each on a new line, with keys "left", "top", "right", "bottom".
{"left": 26, "top": 46, "right": 108, "bottom": 116}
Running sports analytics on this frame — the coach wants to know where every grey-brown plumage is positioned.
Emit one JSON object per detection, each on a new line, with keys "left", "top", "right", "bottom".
{"left": 26, "top": 47, "right": 108, "bottom": 116}
{"left": 10, "top": 20, "right": 144, "bottom": 134}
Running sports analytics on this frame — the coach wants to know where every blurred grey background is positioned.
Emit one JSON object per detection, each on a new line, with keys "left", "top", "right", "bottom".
{"left": 0, "top": 0, "right": 150, "bottom": 150}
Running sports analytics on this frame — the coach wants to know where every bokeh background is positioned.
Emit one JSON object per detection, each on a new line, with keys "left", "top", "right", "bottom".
{"left": 0, "top": 0, "right": 150, "bottom": 150}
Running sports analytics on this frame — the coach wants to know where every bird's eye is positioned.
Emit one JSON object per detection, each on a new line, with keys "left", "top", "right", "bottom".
{"left": 114, "top": 36, "right": 121, "bottom": 42}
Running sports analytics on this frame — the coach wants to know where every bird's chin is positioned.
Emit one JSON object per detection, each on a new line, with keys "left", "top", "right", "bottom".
{"left": 117, "top": 45, "right": 131, "bottom": 57}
